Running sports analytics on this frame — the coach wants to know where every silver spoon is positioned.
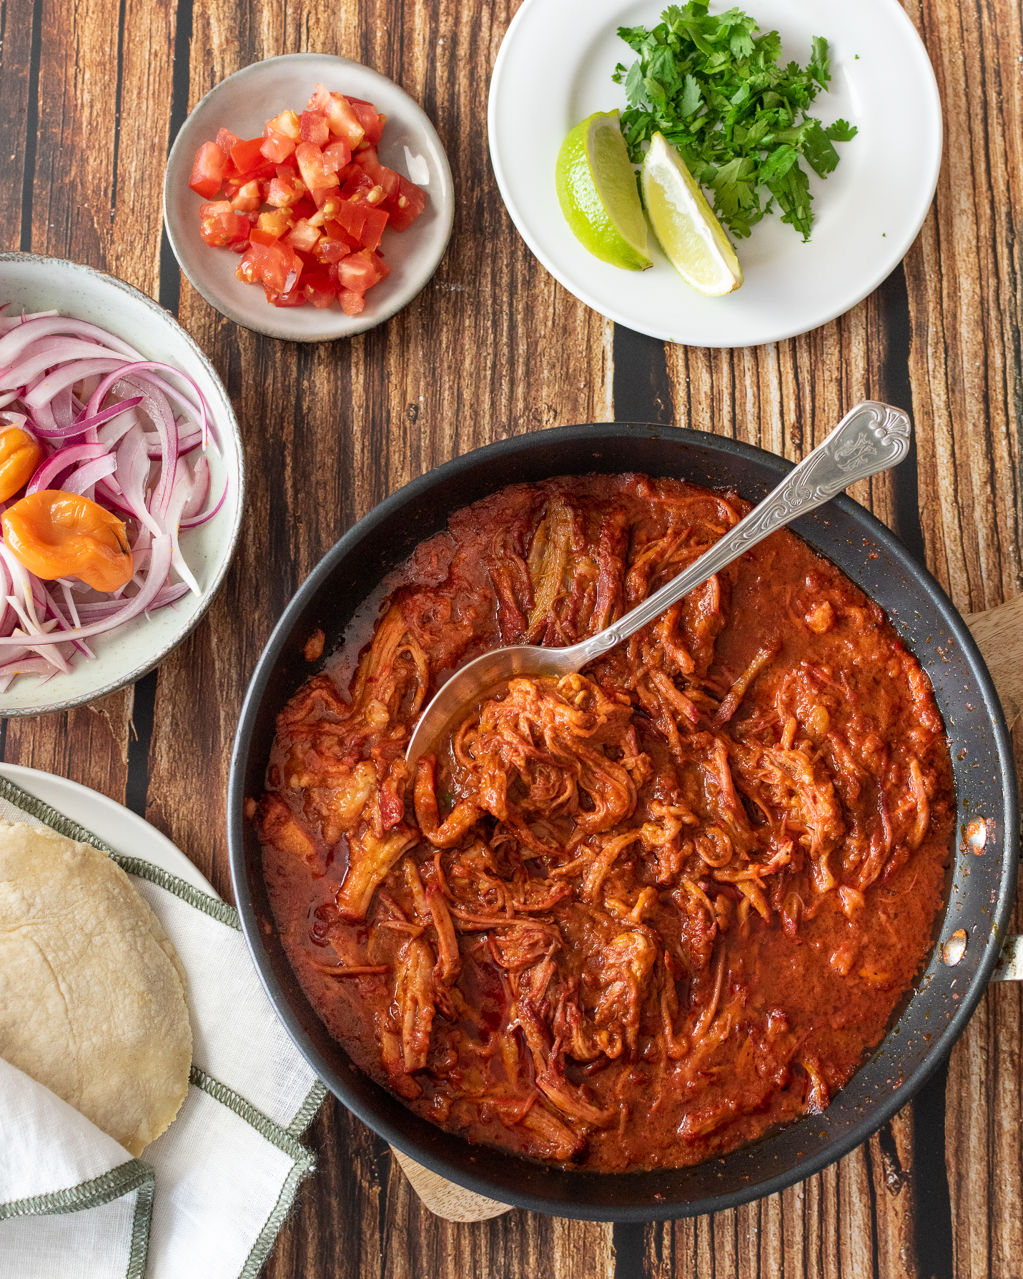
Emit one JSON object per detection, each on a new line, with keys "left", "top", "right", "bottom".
{"left": 406, "top": 401, "right": 911, "bottom": 764}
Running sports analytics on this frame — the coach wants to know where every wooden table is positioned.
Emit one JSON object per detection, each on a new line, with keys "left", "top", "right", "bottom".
{"left": 2, "top": 0, "right": 1021, "bottom": 1274}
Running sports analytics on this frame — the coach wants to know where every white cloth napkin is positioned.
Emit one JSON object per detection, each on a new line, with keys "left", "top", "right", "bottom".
{"left": 0, "top": 776, "right": 326, "bottom": 1279}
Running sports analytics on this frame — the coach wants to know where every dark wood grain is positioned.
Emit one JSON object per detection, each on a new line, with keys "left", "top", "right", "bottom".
{"left": 0, "top": 0, "right": 1020, "bottom": 1274}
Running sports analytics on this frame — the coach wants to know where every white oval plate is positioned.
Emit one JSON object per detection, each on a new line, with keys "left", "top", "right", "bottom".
{"left": 0, "top": 253, "right": 244, "bottom": 717}
{"left": 0, "top": 763, "right": 217, "bottom": 895}
{"left": 488, "top": 0, "right": 942, "bottom": 348}
{"left": 164, "top": 53, "right": 455, "bottom": 342}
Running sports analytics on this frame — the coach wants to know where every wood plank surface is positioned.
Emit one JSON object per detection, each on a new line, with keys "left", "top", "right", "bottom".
{"left": 0, "top": 0, "right": 1020, "bottom": 1274}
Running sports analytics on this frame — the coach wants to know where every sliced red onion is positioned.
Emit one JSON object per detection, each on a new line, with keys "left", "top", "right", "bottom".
{"left": 26, "top": 441, "right": 108, "bottom": 494}
{"left": 0, "top": 308, "right": 228, "bottom": 687}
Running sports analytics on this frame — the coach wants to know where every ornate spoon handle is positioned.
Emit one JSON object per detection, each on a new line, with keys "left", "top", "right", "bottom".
{"left": 575, "top": 401, "right": 911, "bottom": 665}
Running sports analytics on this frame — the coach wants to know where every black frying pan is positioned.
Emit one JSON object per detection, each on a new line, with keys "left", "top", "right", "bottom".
{"left": 227, "top": 423, "right": 1019, "bottom": 1221}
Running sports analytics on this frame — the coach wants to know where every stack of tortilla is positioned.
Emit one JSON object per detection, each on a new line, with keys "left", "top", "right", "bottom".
{"left": 0, "top": 821, "right": 192, "bottom": 1155}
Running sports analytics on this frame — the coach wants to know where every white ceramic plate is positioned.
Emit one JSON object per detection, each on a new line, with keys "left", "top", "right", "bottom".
{"left": 164, "top": 53, "right": 455, "bottom": 341}
{"left": 0, "top": 253, "right": 244, "bottom": 717}
{"left": 0, "top": 763, "right": 217, "bottom": 895}
{"left": 488, "top": 0, "right": 942, "bottom": 347}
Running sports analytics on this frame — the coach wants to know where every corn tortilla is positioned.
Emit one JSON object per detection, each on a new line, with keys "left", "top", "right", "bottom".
{"left": 0, "top": 820, "right": 191, "bottom": 1155}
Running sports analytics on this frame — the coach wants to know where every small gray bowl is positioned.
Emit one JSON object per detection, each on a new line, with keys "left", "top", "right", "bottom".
{"left": 163, "top": 53, "right": 455, "bottom": 341}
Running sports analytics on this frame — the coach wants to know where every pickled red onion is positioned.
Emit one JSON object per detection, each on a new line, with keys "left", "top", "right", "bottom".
{"left": 0, "top": 309, "right": 225, "bottom": 692}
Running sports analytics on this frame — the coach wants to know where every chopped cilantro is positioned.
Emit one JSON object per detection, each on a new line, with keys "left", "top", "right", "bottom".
{"left": 611, "top": 0, "right": 857, "bottom": 241}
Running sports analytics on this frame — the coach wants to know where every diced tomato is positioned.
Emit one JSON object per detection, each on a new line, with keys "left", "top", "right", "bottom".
{"left": 325, "top": 95, "right": 365, "bottom": 148}
{"left": 315, "top": 234, "right": 352, "bottom": 264}
{"left": 302, "top": 267, "right": 338, "bottom": 308}
{"left": 256, "top": 208, "right": 293, "bottom": 238}
{"left": 265, "top": 110, "right": 301, "bottom": 140}
{"left": 286, "top": 218, "right": 321, "bottom": 253}
{"left": 337, "top": 249, "right": 384, "bottom": 294}
{"left": 198, "top": 200, "right": 251, "bottom": 247}
{"left": 338, "top": 288, "right": 366, "bottom": 315}
{"left": 386, "top": 174, "right": 426, "bottom": 231}
{"left": 249, "top": 225, "right": 280, "bottom": 247}
{"left": 215, "top": 128, "right": 241, "bottom": 156}
{"left": 334, "top": 198, "right": 368, "bottom": 245}
{"left": 192, "top": 85, "right": 423, "bottom": 312}
{"left": 229, "top": 136, "right": 269, "bottom": 174}
{"left": 230, "top": 179, "right": 263, "bottom": 212}
{"left": 295, "top": 142, "right": 339, "bottom": 192}
{"left": 321, "top": 139, "right": 352, "bottom": 174}
{"left": 340, "top": 167, "right": 375, "bottom": 202}
{"left": 300, "top": 110, "right": 330, "bottom": 146}
{"left": 267, "top": 283, "right": 306, "bottom": 307}
{"left": 360, "top": 205, "right": 389, "bottom": 253}
{"left": 347, "top": 97, "right": 385, "bottom": 145}
{"left": 189, "top": 141, "right": 228, "bottom": 198}
{"left": 265, "top": 174, "right": 305, "bottom": 207}
{"left": 358, "top": 146, "right": 400, "bottom": 201}
{"left": 260, "top": 130, "right": 296, "bottom": 163}
{"left": 236, "top": 249, "right": 260, "bottom": 285}
{"left": 241, "top": 239, "right": 303, "bottom": 294}
{"left": 290, "top": 196, "right": 318, "bottom": 222}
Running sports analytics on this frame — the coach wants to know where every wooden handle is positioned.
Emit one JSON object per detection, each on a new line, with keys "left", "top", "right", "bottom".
{"left": 966, "top": 594, "right": 1023, "bottom": 725}
{"left": 390, "top": 1147, "right": 511, "bottom": 1221}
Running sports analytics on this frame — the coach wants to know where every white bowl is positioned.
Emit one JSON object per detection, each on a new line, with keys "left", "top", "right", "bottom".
{"left": 163, "top": 53, "right": 455, "bottom": 341}
{"left": 0, "top": 253, "right": 244, "bottom": 717}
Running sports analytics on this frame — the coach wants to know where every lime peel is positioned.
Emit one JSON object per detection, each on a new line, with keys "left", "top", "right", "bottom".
{"left": 641, "top": 132, "right": 743, "bottom": 297}
{"left": 555, "top": 111, "right": 652, "bottom": 271}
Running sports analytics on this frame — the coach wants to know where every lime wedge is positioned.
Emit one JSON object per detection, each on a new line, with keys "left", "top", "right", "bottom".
{"left": 641, "top": 132, "right": 743, "bottom": 296}
{"left": 556, "top": 112, "right": 652, "bottom": 271}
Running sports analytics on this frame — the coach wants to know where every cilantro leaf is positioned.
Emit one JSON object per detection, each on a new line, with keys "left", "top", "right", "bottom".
{"left": 612, "top": 2, "right": 856, "bottom": 241}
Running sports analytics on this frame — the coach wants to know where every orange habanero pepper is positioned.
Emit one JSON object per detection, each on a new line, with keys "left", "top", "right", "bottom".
{"left": 1, "top": 490, "right": 133, "bottom": 592}
{"left": 0, "top": 424, "right": 43, "bottom": 502}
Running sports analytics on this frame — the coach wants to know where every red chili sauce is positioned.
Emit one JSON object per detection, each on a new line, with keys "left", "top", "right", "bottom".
{"left": 254, "top": 475, "right": 953, "bottom": 1171}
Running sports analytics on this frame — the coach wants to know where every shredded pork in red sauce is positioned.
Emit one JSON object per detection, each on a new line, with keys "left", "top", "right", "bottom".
{"left": 256, "top": 475, "right": 953, "bottom": 1171}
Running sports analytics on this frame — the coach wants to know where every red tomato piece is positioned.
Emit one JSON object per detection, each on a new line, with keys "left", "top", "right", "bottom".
{"left": 309, "top": 185, "right": 343, "bottom": 212}
{"left": 334, "top": 199, "right": 368, "bottom": 245}
{"left": 215, "top": 128, "right": 241, "bottom": 156}
{"left": 198, "top": 201, "right": 251, "bottom": 247}
{"left": 230, "top": 136, "right": 275, "bottom": 176}
{"left": 256, "top": 208, "right": 293, "bottom": 238}
{"left": 230, "top": 179, "right": 263, "bottom": 212}
{"left": 358, "top": 147, "right": 400, "bottom": 201}
{"left": 302, "top": 267, "right": 338, "bottom": 308}
{"left": 267, "top": 283, "right": 306, "bottom": 307}
{"left": 340, "top": 167, "right": 375, "bottom": 202}
{"left": 386, "top": 174, "right": 426, "bottom": 231}
{"left": 321, "top": 139, "right": 352, "bottom": 174}
{"left": 337, "top": 249, "right": 384, "bottom": 294}
{"left": 266, "top": 174, "right": 305, "bottom": 207}
{"left": 290, "top": 195, "right": 318, "bottom": 222}
{"left": 338, "top": 288, "right": 366, "bottom": 315}
{"left": 286, "top": 218, "right": 321, "bottom": 253}
{"left": 295, "top": 142, "right": 339, "bottom": 192}
{"left": 265, "top": 110, "right": 301, "bottom": 140}
{"left": 260, "top": 130, "right": 296, "bottom": 163}
{"left": 360, "top": 205, "right": 389, "bottom": 253}
{"left": 189, "top": 141, "right": 228, "bottom": 198}
{"left": 243, "top": 239, "right": 303, "bottom": 294}
{"left": 300, "top": 110, "right": 330, "bottom": 146}
{"left": 315, "top": 234, "right": 352, "bottom": 264}
{"left": 347, "top": 97, "right": 385, "bottom": 145}
{"left": 326, "top": 96, "right": 365, "bottom": 149}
